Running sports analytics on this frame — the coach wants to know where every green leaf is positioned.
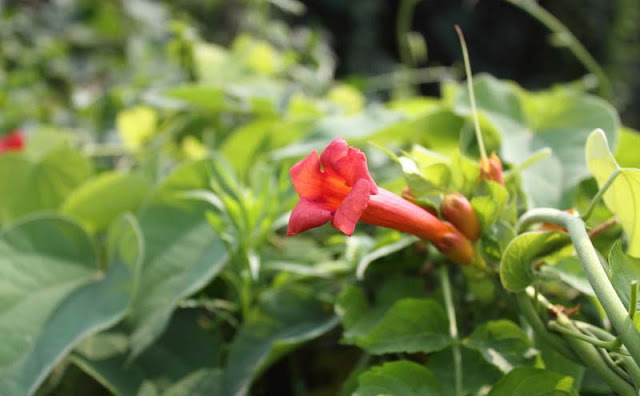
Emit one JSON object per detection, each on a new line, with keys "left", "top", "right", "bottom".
{"left": 464, "top": 320, "right": 538, "bottom": 373}
{"left": 586, "top": 129, "right": 640, "bottom": 256}
{"left": 608, "top": 242, "right": 640, "bottom": 312}
{"left": 127, "top": 160, "right": 230, "bottom": 358}
{"left": 488, "top": 367, "right": 577, "bottom": 396}
{"left": 472, "top": 181, "right": 509, "bottom": 230}
{"left": 72, "top": 309, "right": 223, "bottom": 396}
{"left": 221, "top": 119, "right": 310, "bottom": 177}
{"left": 336, "top": 286, "right": 450, "bottom": 355}
{"left": 500, "top": 231, "right": 570, "bottom": 292}
{"left": 164, "top": 369, "right": 223, "bottom": 396}
{"left": 116, "top": 106, "right": 157, "bottom": 150}
{"left": 358, "top": 298, "right": 450, "bottom": 355}
{"left": 165, "top": 85, "right": 227, "bottom": 111}
{"left": 426, "top": 346, "right": 503, "bottom": 395}
{"left": 615, "top": 127, "right": 640, "bottom": 168}
{"left": 223, "top": 284, "right": 338, "bottom": 396}
{"left": 353, "top": 361, "right": 441, "bottom": 396}
{"left": 0, "top": 214, "right": 141, "bottom": 396}
{"left": 540, "top": 256, "right": 595, "bottom": 296}
{"left": 0, "top": 148, "right": 92, "bottom": 223}
{"left": 61, "top": 172, "right": 152, "bottom": 233}
{"left": 453, "top": 75, "right": 619, "bottom": 207}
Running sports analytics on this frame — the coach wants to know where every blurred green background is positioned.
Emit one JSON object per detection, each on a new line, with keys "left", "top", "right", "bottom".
{"left": 2, "top": 0, "right": 639, "bottom": 133}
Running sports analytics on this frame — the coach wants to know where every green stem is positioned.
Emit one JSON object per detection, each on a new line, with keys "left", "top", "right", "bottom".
{"left": 582, "top": 168, "right": 621, "bottom": 221}
{"left": 439, "top": 266, "right": 463, "bottom": 396}
{"left": 551, "top": 317, "right": 636, "bottom": 394}
{"left": 503, "top": 0, "right": 613, "bottom": 98}
{"left": 548, "top": 321, "right": 622, "bottom": 350}
{"left": 518, "top": 208, "right": 640, "bottom": 367}
{"left": 629, "top": 281, "right": 638, "bottom": 318}
{"left": 515, "top": 292, "right": 579, "bottom": 361}
{"left": 455, "top": 25, "right": 487, "bottom": 161}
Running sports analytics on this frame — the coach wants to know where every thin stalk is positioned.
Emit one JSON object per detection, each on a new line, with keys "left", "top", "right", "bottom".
{"left": 503, "top": 0, "right": 613, "bottom": 98}
{"left": 516, "top": 292, "right": 579, "bottom": 362}
{"left": 439, "top": 266, "right": 463, "bottom": 396}
{"left": 582, "top": 168, "right": 621, "bottom": 221}
{"left": 548, "top": 321, "right": 622, "bottom": 350}
{"left": 552, "top": 316, "right": 636, "bottom": 394}
{"left": 397, "top": 0, "right": 420, "bottom": 67}
{"left": 518, "top": 208, "right": 640, "bottom": 367}
{"left": 629, "top": 281, "right": 638, "bottom": 318}
{"left": 588, "top": 217, "right": 619, "bottom": 238}
{"left": 455, "top": 25, "right": 487, "bottom": 161}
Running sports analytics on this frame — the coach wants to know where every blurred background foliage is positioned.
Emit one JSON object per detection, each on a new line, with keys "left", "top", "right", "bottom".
{"left": 1, "top": 1, "right": 640, "bottom": 395}
{"left": 1, "top": 0, "right": 639, "bottom": 134}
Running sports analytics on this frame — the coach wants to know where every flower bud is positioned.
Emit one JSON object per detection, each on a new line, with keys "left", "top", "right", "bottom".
{"left": 433, "top": 222, "right": 475, "bottom": 265}
{"left": 480, "top": 152, "right": 504, "bottom": 185}
{"left": 440, "top": 193, "right": 480, "bottom": 241}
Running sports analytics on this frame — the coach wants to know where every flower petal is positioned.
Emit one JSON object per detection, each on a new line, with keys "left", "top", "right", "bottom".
{"left": 320, "top": 138, "right": 377, "bottom": 194}
{"left": 287, "top": 198, "right": 333, "bottom": 236}
{"left": 335, "top": 147, "right": 378, "bottom": 193}
{"left": 332, "top": 179, "right": 371, "bottom": 236}
{"left": 290, "top": 151, "right": 325, "bottom": 198}
{"left": 319, "top": 138, "right": 349, "bottom": 169}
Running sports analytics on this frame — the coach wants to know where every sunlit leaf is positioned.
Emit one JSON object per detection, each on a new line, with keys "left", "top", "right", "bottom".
{"left": 586, "top": 129, "right": 640, "bottom": 256}
{"left": 61, "top": 172, "right": 152, "bottom": 233}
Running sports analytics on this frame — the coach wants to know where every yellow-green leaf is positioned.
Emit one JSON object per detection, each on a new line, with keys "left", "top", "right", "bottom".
{"left": 586, "top": 129, "right": 640, "bottom": 257}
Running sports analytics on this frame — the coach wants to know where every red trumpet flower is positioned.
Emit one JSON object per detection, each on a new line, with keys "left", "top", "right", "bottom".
{"left": 287, "top": 138, "right": 474, "bottom": 265}
{"left": 0, "top": 130, "right": 24, "bottom": 154}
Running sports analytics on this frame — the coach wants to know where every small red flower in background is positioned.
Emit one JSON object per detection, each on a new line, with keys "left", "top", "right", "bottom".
{"left": 287, "top": 138, "right": 474, "bottom": 265}
{"left": 0, "top": 130, "right": 25, "bottom": 154}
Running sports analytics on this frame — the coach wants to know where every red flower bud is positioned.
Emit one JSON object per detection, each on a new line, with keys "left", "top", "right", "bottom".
{"left": 440, "top": 193, "right": 480, "bottom": 241}
{"left": 0, "top": 130, "right": 24, "bottom": 154}
{"left": 480, "top": 152, "right": 504, "bottom": 185}
{"left": 287, "top": 138, "right": 475, "bottom": 265}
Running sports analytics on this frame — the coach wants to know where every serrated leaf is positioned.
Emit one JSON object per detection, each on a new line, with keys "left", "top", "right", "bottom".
{"left": 223, "top": 284, "right": 338, "bottom": 396}
{"left": 353, "top": 361, "right": 441, "bottom": 396}
{"left": 465, "top": 320, "right": 537, "bottom": 373}
{"left": 586, "top": 129, "right": 640, "bottom": 257}
{"left": 500, "top": 231, "right": 570, "bottom": 292}
{"left": 61, "top": 172, "right": 152, "bottom": 233}
{"left": 0, "top": 214, "right": 141, "bottom": 396}
{"left": 488, "top": 367, "right": 577, "bottom": 396}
